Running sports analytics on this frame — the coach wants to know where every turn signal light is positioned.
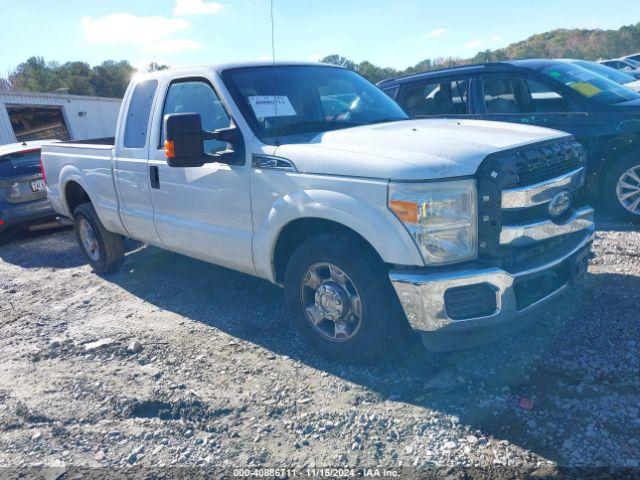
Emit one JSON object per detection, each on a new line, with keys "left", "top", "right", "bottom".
{"left": 164, "top": 140, "right": 175, "bottom": 159}
{"left": 389, "top": 200, "right": 418, "bottom": 224}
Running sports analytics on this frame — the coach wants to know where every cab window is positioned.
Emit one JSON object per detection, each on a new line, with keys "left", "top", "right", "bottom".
{"left": 123, "top": 80, "right": 158, "bottom": 149}
{"left": 161, "top": 80, "right": 231, "bottom": 154}
{"left": 399, "top": 77, "right": 469, "bottom": 116}
{"left": 483, "top": 76, "right": 575, "bottom": 113}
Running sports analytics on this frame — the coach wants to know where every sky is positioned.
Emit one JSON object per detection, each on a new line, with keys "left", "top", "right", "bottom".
{"left": 0, "top": 0, "right": 639, "bottom": 74}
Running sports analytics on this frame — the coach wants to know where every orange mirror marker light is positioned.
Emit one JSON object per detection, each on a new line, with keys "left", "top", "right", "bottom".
{"left": 389, "top": 200, "right": 418, "bottom": 224}
{"left": 164, "top": 140, "right": 175, "bottom": 158}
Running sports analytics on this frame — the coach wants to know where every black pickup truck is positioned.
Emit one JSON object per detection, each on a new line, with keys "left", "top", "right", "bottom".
{"left": 379, "top": 59, "right": 640, "bottom": 221}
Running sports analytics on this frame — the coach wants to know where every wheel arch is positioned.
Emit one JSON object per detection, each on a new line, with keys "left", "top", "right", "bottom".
{"left": 64, "top": 180, "right": 92, "bottom": 216}
{"left": 252, "top": 188, "right": 424, "bottom": 283}
{"left": 272, "top": 217, "right": 381, "bottom": 284}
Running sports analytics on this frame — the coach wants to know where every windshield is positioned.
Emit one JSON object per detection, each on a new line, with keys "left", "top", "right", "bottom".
{"left": 573, "top": 60, "right": 636, "bottom": 85}
{"left": 626, "top": 58, "right": 640, "bottom": 68}
{"left": 541, "top": 63, "right": 640, "bottom": 104}
{"left": 222, "top": 65, "right": 408, "bottom": 144}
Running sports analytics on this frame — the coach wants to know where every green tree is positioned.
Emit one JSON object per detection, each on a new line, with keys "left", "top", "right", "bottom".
{"left": 89, "top": 60, "right": 135, "bottom": 98}
{"left": 320, "top": 54, "right": 357, "bottom": 71}
{"left": 56, "top": 61, "right": 95, "bottom": 95}
{"left": 7, "top": 56, "right": 56, "bottom": 92}
{"left": 145, "top": 62, "right": 170, "bottom": 72}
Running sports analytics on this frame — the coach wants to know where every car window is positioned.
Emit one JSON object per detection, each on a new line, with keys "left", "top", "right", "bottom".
{"left": 573, "top": 60, "right": 636, "bottom": 84}
{"left": 317, "top": 78, "right": 359, "bottom": 120}
{"left": 222, "top": 66, "right": 407, "bottom": 144}
{"left": 483, "top": 76, "right": 575, "bottom": 114}
{"left": 399, "top": 77, "right": 469, "bottom": 116}
{"left": 381, "top": 85, "right": 399, "bottom": 99}
{"left": 606, "top": 60, "right": 631, "bottom": 71}
{"left": 161, "top": 80, "right": 231, "bottom": 154}
{"left": 541, "top": 63, "right": 639, "bottom": 105}
{"left": 0, "top": 150, "right": 41, "bottom": 177}
{"left": 123, "top": 80, "right": 158, "bottom": 149}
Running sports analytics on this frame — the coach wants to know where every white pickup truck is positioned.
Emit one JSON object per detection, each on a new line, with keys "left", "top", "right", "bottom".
{"left": 42, "top": 62, "right": 595, "bottom": 362}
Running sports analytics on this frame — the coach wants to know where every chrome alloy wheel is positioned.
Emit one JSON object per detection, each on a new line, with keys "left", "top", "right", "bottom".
{"left": 78, "top": 218, "right": 100, "bottom": 261}
{"left": 616, "top": 164, "right": 640, "bottom": 215}
{"left": 300, "top": 262, "right": 363, "bottom": 342}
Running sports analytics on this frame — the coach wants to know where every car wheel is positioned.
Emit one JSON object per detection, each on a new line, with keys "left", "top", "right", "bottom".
{"left": 74, "top": 203, "right": 124, "bottom": 273}
{"left": 284, "top": 232, "right": 404, "bottom": 363}
{"left": 604, "top": 154, "right": 640, "bottom": 222}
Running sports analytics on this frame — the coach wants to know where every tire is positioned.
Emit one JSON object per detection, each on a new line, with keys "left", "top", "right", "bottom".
{"left": 73, "top": 203, "right": 124, "bottom": 273}
{"left": 284, "top": 232, "right": 403, "bottom": 363}
{"left": 603, "top": 154, "right": 640, "bottom": 222}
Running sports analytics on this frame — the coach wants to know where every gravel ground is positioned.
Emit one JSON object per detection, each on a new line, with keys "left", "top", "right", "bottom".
{"left": 0, "top": 218, "right": 638, "bottom": 478}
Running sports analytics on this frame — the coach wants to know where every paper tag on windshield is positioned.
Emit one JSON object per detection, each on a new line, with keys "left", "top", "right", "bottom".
{"left": 248, "top": 96, "right": 297, "bottom": 118}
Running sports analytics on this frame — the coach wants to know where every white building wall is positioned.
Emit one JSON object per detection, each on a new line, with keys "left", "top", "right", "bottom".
{"left": 0, "top": 91, "right": 121, "bottom": 145}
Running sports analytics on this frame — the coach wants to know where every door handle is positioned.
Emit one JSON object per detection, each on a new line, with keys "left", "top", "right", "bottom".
{"left": 150, "top": 166, "right": 160, "bottom": 189}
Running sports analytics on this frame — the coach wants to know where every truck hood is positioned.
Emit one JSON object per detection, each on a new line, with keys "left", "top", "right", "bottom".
{"left": 273, "top": 118, "right": 569, "bottom": 181}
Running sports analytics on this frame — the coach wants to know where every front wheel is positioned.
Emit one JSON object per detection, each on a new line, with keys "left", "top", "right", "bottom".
{"left": 603, "top": 154, "right": 640, "bottom": 222}
{"left": 74, "top": 203, "right": 124, "bottom": 273}
{"left": 284, "top": 232, "right": 403, "bottom": 363}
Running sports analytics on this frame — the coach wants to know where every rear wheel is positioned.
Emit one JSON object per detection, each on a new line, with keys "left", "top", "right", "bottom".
{"left": 284, "top": 232, "right": 403, "bottom": 363}
{"left": 74, "top": 203, "right": 124, "bottom": 273}
{"left": 603, "top": 154, "right": 640, "bottom": 222}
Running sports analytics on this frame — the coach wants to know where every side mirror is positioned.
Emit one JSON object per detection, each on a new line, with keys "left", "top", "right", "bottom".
{"left": 164, "top": 112, "right": 244, "bottom": 168}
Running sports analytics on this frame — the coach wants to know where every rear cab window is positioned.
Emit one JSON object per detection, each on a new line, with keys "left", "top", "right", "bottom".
{"left": 398, "top": 77, "right": 469, "bottom": 116}
{"left": 123, "top": 79, "right": 158, "bottom": 149}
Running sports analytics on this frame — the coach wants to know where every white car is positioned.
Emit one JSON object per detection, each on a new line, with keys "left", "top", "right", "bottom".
{"left": 41, "top": 62, "right": 594, "bottom": 361}
{"left": 570, "top": 59, "right": 640, "bottom": 93}
{"left": 599, "top": 58, "right": 640, "bottom": 78}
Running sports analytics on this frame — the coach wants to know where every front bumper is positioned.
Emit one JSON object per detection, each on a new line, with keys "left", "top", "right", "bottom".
{"left": 389, "top": 227, "right": 593, "bottom": 349}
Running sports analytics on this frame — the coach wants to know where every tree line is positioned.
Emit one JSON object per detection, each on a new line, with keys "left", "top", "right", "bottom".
{"left": 2, "top": 22, "right": 639, "bottom": 96}
{"left": 322, "top": 22, "right": 640, "bottom": 83}
{"left": 0, "top": 57, "right": 169, "bottom": 98}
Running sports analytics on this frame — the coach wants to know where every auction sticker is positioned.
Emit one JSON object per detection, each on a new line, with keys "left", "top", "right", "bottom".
{"left": 249, "top": 96, "right": 297, "bottom": 118}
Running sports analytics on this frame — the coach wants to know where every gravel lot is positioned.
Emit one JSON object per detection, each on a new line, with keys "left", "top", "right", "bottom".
{"left": 0, "top": 218, "right": 638, "bottom": 477}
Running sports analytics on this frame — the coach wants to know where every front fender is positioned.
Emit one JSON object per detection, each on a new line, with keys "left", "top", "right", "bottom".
{"left": 252, "top": 188, "right": 424, "bottom": 282}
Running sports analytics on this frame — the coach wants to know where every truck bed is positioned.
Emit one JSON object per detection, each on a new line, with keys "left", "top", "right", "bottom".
{"left": 41, "top": 140, "right": 126, "bottom": 235}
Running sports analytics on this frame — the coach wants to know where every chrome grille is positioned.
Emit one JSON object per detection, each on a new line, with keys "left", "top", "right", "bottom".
{"left": 477, "top": 138, "right": 591, "bottom": 267}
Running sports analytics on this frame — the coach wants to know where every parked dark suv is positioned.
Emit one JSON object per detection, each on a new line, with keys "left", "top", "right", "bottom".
{"left": 0, "top": 141, "right": 64, "bottom": 242}
{"left": 379, "top": 60, "right": 640, "bottom": 220}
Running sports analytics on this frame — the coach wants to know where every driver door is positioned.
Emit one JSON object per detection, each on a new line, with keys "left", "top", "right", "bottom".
{"left": 147, "top": 77, "right": 255, "bottom": 275}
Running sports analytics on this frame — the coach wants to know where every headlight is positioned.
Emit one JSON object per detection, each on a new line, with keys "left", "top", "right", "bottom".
{"left": 389, "top": 179, "right": 477, "bottom": 265}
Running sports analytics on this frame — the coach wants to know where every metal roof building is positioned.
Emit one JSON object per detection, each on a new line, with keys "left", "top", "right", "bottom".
{"left": 0, "top": 91, "right": 121, "bottom": 145}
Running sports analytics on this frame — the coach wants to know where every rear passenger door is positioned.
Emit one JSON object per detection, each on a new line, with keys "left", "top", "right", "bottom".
{"left": 114, "top": 79, "right": 163, "bottom": 245}
{"left": 396, "top": 76, "right": 471, "bottom": 118}
{"left": 476, "top": 73, "right": 590, "bottom": 138}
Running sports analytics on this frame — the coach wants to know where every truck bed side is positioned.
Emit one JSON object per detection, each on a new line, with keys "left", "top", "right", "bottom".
{"left": 42, "top": 141, "right": 128, "bottom": 236}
